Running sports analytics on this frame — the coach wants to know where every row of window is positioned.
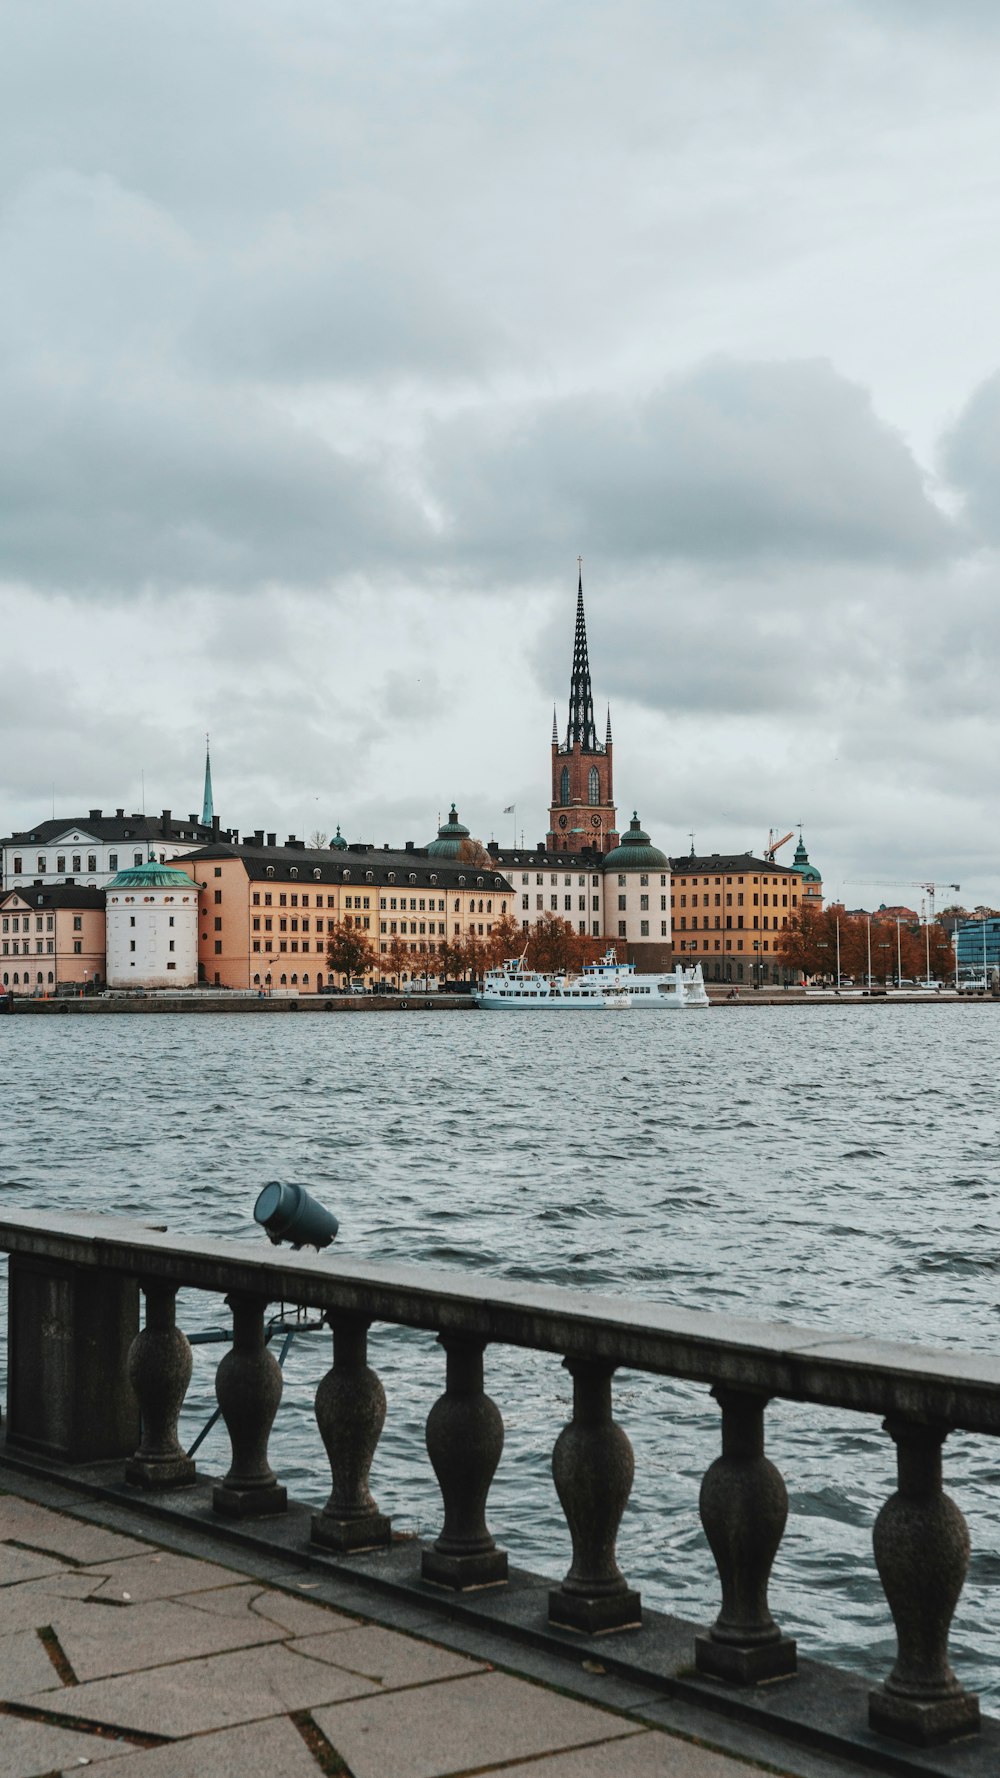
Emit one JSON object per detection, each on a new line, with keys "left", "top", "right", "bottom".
{"left": 2, "top": 915, "right": 55, "bottom": 932}
{"left": 10, "top": 852, "right": 142, "bottom": 874}
{"left": 676, "top": 892, "right": 793, "bottom": 908}
{"left": 677, "top": 914, "right": 789, "bottom": 932}
{"left": 559, "top": 766, "right": 602, "bottom": 806}
{"left": 677, "top": 938, "right": 775, "bottom": 952}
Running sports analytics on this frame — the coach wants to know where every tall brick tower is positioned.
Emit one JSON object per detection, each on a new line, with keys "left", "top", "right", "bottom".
{"left": 548, "top": 562, "right": 619, "bottom": 853}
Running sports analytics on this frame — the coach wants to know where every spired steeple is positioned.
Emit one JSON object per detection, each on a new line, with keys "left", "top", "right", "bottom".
{"left": 547, "top": 560, "right": 617, "bottom": 855}
{"left": 566, "top": 560, "right": 597, "bottom": 751}
{"left": 201, "top": 734, "right": 214, "bottom": 827}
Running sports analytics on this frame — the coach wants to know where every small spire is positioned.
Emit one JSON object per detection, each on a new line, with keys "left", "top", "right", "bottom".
{"left": 552, "top": 705, "right": 558, "bottom": 745}
{"left": 201, "top": 733, "right": 214, "bottom": 827}
{"left": 605, "top": 704, "right": 612, "bottom": 746}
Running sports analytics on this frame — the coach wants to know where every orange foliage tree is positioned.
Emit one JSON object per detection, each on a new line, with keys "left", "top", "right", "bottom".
{"left": 325, "top": 922, "right": 377, "bottom": 986}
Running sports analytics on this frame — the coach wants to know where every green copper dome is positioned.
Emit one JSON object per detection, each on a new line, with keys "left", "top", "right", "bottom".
{"left": 603, "top": 812, "right": 669, "bottom": 871}
{"left": 107, "top": 859, "right": 195, "bottom": 889}
{"left": 792, "top": 834, "right": 821, "bottom": 882}
{"left": 330, "top": 825, "right": 348, "bottom": 850}
{"left": 427, "top": 804, "right": 471, "bottom": 859}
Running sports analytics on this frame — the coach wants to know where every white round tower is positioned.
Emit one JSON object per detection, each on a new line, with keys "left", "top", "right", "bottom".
{"left": 106, "top": 859, "right": 199, "bottom": 988}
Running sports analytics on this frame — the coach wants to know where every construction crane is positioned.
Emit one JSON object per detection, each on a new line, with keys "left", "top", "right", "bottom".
{"left": 763, "top": 828, "right": 794, "bottom": 863}
{"left": 847, "top": 881, "right": 960, "bottom": 923}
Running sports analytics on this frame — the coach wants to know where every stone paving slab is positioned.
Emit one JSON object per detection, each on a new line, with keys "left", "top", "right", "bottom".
{"left": 49, "top": 1592, "right": 287, "bottom": 1681}
{"left": 79, "top": 1550, "right": 249, "bottom": 1602}
{"left": 0, "top": 1624, "right": 64, "bottom": 1698}
{"left": 181, "top": 1579, "right": 356, "bottom": 1635}
{"left": 22, "top": 1639, "right": 380, "bottom": 1736}
{"left": 290, "top": 1622, "right": 487, "bottom": 1687}
{"left": 56, "top": 1716, "right": 324, "bottom": 1778}
{"left": 0, "top": 1541, "right": 74, "bottom": 1585}
{"left": 0, "top": 1570, "right": 106, "bottom": 1630}
{"left": 0, "top": 1494, "right": 153, "bottom": 1563}
{"left": 312, "top": 1667, "right": 644, "bottom": 1778}
{"left": 0, "top": 1715, "right": 133, "bottom": 1778}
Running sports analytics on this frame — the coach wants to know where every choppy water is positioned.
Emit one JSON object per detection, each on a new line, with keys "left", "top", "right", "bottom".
{"left": 2, "top": 1006, "right": 999, "bottom": 1698}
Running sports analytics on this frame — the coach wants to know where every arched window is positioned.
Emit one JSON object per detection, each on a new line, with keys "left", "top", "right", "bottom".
{"left": 588, "top": 767, "right": 600, "bottom": 806}
{"left": 560, "top": 766, "right": 570, "bottom": 806}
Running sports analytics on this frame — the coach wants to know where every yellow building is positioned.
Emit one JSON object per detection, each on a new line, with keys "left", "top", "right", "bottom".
{"left": 669, "top": 852, "right": 805, "bottom": 987}
{"left": 173, "top": 835, "right": 515, "bottom": 991}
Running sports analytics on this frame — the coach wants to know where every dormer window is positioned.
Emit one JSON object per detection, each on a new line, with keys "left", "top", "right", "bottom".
{"left": 365, "top": 870, "right": 374, "bottom": 882}
{"left": 342, "top": 868, "right": 351, "bottom": 880}
{"left": 429, "top": 873, "right": 437, "bottom": 885}
{"left": 387, "top": 871, "right": 395, "bottom": 883}
{"left": 266, "top": 866, "right": 274, "bottom": 878}
{"left": 290, "top": 867, "right": 298, "bottom": 879}
{"left": 408, "top": 872, "right": 416, "bottom": 884}
{"left": 458, "top": 875, "right": 466, "bottom": 886}
{"left": 476, "top": 876, "right": 484, "bottom": 888}
{"left": 313, "top": 868, "right": 322, "bottom": 880}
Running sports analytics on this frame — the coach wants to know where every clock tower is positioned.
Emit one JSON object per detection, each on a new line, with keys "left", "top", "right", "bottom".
{"left": 547, "top": 564, "right": 619, "bottom": 854}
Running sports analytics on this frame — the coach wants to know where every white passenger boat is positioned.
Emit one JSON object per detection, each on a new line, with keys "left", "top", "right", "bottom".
{"left": 473, "top": 949, "right": 709, "bottom": 1010}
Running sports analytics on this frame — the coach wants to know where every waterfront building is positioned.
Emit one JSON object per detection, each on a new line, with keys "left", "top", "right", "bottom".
{"left": 548, "top": 566, "right": 619, "bottom": 856}
{"left": 0, "top": 883, "right": 105, "bottom": 993}
{"left": 603, "top": 814, "right": 672, "bottom": 966}
{"left": 105, "top": 859, "right": 199, "bottom": 989}
{"left": 791, "top": 831, "right": 823, "bottom": 909}
{"left": 486, "top": 840, "right": 605, "bottom": 940}
{"left": 668, "top": 852, "right": 804, "bottom": 987}
{"left": 1, "top": 807, "right": 229, "bottom": 892}
{"left": 955, "top": 916, "right": 1000, "bottom": 980}
{"left": 172, "top": 837, "right": 515, "bottom": 990}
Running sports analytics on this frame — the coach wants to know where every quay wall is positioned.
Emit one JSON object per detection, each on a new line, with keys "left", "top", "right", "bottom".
{"left": 6, "top": 990, "right": 999, "bottom": 1013}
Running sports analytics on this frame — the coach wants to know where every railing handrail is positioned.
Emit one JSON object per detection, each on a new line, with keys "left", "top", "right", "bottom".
{"left": 3, "top": 1208, "right": 1000, "bottom": 1433}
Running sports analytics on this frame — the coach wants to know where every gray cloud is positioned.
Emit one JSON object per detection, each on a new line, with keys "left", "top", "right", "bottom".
{"left": 428, "top": 360, "right": 953, "bottom": 572}
{"left": 939, "top": 372, "right": 1000, "bottom": 545}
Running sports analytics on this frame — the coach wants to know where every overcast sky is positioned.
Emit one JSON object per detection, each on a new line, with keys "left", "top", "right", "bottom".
{"left": 3, "top": 1, "right": 1000, "bottom": 909}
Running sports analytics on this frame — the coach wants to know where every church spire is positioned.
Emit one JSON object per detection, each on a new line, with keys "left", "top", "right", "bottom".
{"left": 606, "top": 705, "right": 613, "bottom": 746}
{"left": 201, "top": 733, "right": 214, "bottom": 827}
{"left": 552, "top": 704, "right": 558, "bottom": 745}
{"left": 566, "top": 558, "right": 597, "bottom": 751}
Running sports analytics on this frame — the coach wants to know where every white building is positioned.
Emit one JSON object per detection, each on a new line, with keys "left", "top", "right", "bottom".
{"left": 106, "top": 860, "right": 199, "bottom": 989}
{"left": 1, "top": 808, "right": 228, "bottom": 892}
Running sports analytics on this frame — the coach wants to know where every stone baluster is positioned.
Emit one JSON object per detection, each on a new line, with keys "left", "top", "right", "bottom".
{"left": 549, "top": 1357, "right": 641, "bottom": 1632}
{"left": 695, "top": 1387, "right": 796, "bottom": 1683}
{"left": 422, "top": 1334, "right": 508, "bottom": 1589}
{"left": 869, "top": 1417, "right": 979, "bottom": 1745}
{"left": 125, "top": 1281, "right": 196, "bottom": 1489}
{"left": 312, "top": 1315, "right": 391, "bottom": 1552}
{"left": 213, "top": 1292, "right": 287, "bottom": 1518}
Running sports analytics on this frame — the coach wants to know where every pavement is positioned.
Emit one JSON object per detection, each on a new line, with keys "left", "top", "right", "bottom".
{"left": 0, "top": 1485, "right": 784, "bottom": 1778}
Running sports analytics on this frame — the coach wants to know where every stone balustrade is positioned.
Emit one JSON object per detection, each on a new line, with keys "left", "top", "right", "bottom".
{"left": 3, "top": 1208, "right": 1000, "bottom": 1753}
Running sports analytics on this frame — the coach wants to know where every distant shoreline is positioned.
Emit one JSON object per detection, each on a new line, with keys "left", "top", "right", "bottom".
{"left": 5, "top": 990, "right": 996, "bottom": 1014}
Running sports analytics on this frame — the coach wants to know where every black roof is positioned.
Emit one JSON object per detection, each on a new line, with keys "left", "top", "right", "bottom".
{"left": 487, "top": 846, "right": 604, "bottom": 870}
{"left": 670, "top": 853, "right": 801, "bottom": 876}
{"left": 1, "top": 885, "right": 106, "bottom": 910}
{"left": 177, "top": 842, "right": 515, "bottom": 892}
{"left": 3, "top": 810, "right": 227, "bottom": 847}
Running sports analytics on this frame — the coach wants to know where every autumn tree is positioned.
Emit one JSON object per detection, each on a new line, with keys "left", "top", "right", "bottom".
{"left": 384, "top": 935, "right": 409, "bottom": 988}
{"left": 483, "top": 912, "right": 524, "bottom": 969}
{"left": 325, "top": 922, "right": 376, "bottom": 987}
{"left": 437, "top": 937, "right": 468, "bottom": 983}
{"left": 456, "top": 837, "right": 494, "bottom": 867}
{"left": 525, "top": 913, "right": 579, "bottom": 974}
